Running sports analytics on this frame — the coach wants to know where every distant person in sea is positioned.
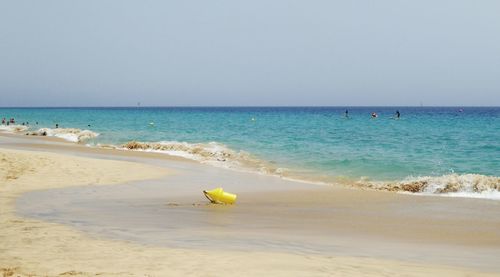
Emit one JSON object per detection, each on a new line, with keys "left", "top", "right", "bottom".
{"left": 1, "top": 118, "right": 5, "bottom": 124}
{"left": 344, "top": 109, "right": 349, "bottom": 118}
{"left": 395, "top": 110, "right": 400, "bottom": 119}
{"left": 371, "top": 112, "right": 378, "bottom": 118}
{"left": 55, "top": 123, "right": 59, "bottom": 128}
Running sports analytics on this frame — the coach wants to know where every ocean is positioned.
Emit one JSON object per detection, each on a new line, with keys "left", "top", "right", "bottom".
{"left": 1, "top": 107, "right": 499, "bottom": 199}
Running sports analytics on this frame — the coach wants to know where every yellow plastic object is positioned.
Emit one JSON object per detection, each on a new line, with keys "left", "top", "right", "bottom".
{"left": 203, "top": 187, "right": 237, "bottom": 204}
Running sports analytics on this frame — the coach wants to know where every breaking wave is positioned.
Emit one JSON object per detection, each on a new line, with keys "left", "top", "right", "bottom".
{"left": 354, "top": 174, "right": 500, "bottom": 199}
{"left": 117, "top": 140, "right": 288, "bottom": 176}
{"left": 6, "top": 125, "right": 500, "bottom": 200}
{"left": 115, "top": 141, "right": 500, "bottom": 200}
{"left": 0, "top": 125, "right": 29, "bottom": 133}
{"left": 26, "top": 128, "right": 100, "bottom": 143}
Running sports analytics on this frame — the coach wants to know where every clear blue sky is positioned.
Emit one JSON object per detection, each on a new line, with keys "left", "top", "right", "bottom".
{"left": 1, "top": 0, "right": 499, "bottom": 106}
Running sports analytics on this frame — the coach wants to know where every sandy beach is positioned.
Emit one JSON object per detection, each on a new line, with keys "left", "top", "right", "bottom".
{"left": 1, "top": 133, "right": 500, "bottom": 276}
{"left": 3, "top": 0, "right": 499, "bottom": 274}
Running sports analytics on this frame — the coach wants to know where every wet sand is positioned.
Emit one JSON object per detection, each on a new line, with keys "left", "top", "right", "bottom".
{"left": 1, "top": 133, "right": 500, "bottom": 276}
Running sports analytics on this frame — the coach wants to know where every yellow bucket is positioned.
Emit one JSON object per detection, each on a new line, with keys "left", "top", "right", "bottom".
{"left": 203, "top": 187, "right": 237, "bottom": 204}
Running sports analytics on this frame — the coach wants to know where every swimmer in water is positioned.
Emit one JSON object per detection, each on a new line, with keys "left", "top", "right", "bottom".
{"left": 395, "top": 110, "right": 400, "bottom": 118}
{"left": 371, "top": 112, "right": 378, "bottom": 118}
{"left": 344, "top": 109, "right": 349, "bottom": 118}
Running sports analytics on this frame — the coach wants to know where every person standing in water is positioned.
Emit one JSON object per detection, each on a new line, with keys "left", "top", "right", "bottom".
{"left": 395, "top": 110, "right": 400, "bottom": 118}
{"left": 344, "top": 109, "right": 349, "bottom": 118}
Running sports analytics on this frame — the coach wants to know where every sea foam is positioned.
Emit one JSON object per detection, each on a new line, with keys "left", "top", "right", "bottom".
{"left": 355, "top": 174, "right": 500, "bottom": 199}
{"left": 0, "top": 125, "right": 29, "bottom": 133}
{"left": 26, "top": 128, "right": 99, "bottom": 143}
{"left": 119, "top": 140, "right": 287, "bottom": 175}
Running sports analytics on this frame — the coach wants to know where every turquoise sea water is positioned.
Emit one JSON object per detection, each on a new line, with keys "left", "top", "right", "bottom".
{"left": 1, "top": 107, "right": 499, "bottom": 195}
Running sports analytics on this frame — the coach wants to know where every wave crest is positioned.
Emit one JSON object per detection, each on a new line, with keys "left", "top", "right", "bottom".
{"left": 0, "top": 125, "right": 29, "bottom": 133}
{"left": 120, "top": 140, "right": 287, "bottom": 175}
{"left": 355, "top": 174, "right": 500, "bottom": 197}
{"left": 26, "top": 128, "right": 99, "bottom": 143}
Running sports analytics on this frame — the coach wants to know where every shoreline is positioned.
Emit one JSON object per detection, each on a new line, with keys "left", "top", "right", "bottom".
{"left": 1, "top": 134, "right": 500, "bottom": 275}
{"left": 2, "top": 128, "right": 500, "bottom": 201}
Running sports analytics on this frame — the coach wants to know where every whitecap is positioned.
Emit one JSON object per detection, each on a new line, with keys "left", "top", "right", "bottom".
{"left": 26, "top": 128, "right": 99, "bottom": 143}
{"left": 119, "top": 140, "right": 287, "bottom": 176}
{"left": 355, "top": 173, "right": 500, "bottom": 200}
{"left": 0, "top": 124, "right": 29, "bottom": 133}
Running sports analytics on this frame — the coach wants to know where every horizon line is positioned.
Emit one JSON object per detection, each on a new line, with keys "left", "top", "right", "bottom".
{"left": 0, "top": 105, "right": 499, "bottom": 109}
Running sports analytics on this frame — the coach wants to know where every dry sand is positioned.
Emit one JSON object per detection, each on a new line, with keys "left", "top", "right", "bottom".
{"left": 1, "top": 145, "right": 499, "bottom": 276}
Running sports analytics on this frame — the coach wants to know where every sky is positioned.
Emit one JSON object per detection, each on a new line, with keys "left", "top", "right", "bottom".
{"left": 0, "top": 0, "right": 499, "bottom": 107}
